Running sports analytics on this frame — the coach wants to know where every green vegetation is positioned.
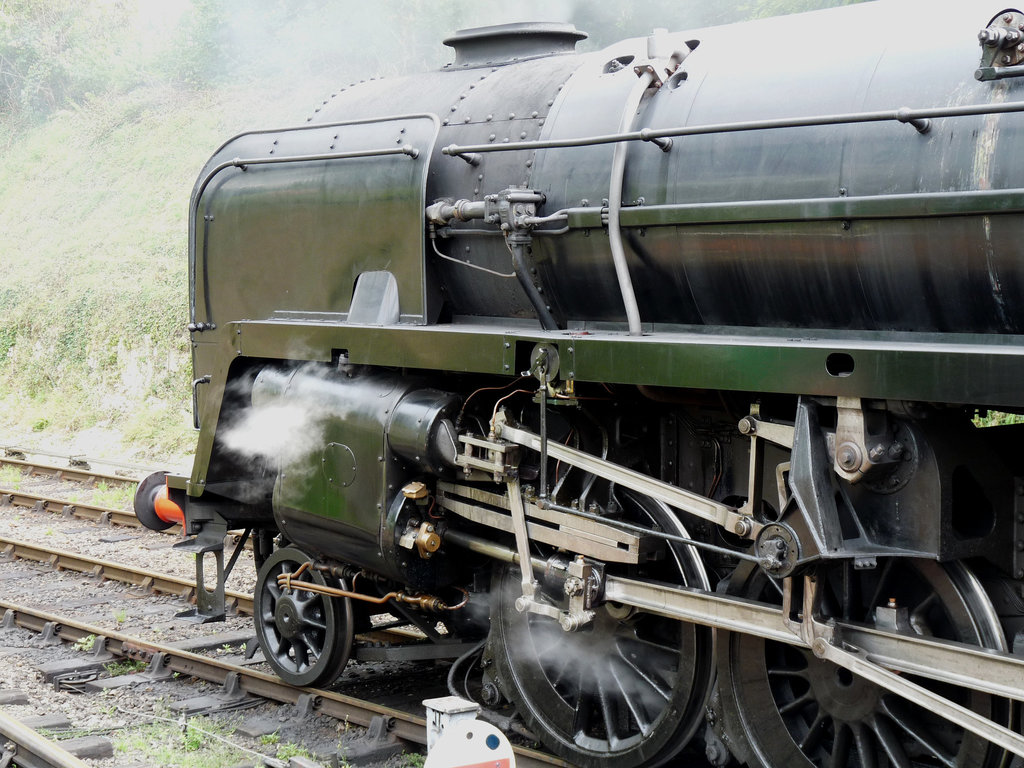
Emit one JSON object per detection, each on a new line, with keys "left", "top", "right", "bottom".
{"left": 103, "top": 658, "right": 146, "bottom": 676}
{"left": 0, "top": 465, "right": 23, "bottom": 489}
{"left": 276, "top": 741, "right": 315, "bottom": 761}
{"left": 93, "top": 480, "right": 134, "bottom": 510}
{"left": 974, "top": 410, "right": 1024, "bottom": 428}
{"left": 113, "top": 715, "right": 253, "bottom": 767}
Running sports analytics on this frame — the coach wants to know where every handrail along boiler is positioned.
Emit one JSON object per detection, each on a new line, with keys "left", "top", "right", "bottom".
{"left": 136, "top": 4, "right": 1024, "bottom": 766}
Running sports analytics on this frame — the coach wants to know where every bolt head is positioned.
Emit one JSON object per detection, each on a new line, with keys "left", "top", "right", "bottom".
{"left": 837, "top": 442, "right": 862, "bottom": 471}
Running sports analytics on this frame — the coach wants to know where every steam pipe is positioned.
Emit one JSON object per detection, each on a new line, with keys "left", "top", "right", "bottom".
{"left": 510, "top": 242, "right": 559, "bottom": 331}
{"left": 608, "top": 70, "right": 654, "bottom": 337}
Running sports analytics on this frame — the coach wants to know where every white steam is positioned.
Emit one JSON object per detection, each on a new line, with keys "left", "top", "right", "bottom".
{"left": 218, "top": 400, "right": 326, "bottom": 469}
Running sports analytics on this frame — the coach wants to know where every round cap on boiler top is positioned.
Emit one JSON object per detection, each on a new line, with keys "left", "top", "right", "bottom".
{"left": 443, "top": 22, "right": 587, "bottom": 67}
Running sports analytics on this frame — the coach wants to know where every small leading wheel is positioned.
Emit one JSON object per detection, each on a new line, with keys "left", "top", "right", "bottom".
{"left": 254, "top": 546, "right": 354, "bottom": 688}
{"left": 716, "top": 558, "right": 1009, "bottom": 768}
{"left": 488, "top": 490, "right": 714, "bottom": 768}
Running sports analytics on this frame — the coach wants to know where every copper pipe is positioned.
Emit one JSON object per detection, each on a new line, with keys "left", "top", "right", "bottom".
{"left": 276, "top": 569, "right": 467, "bottom": 611}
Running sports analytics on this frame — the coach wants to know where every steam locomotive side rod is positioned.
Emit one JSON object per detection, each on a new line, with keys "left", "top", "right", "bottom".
{"left": 444, "top": 526, "right": 1024, "bottom": 758}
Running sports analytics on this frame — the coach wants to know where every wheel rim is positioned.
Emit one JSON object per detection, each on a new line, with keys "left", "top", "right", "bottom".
{"left": 717, "top": 558, "right": 1008, "bottom": 768}
{"left": 254, "top": 546, "right": 353, "bottom": 688}
{"left": 489, "top": 491, "right": 714, "bottom": 768}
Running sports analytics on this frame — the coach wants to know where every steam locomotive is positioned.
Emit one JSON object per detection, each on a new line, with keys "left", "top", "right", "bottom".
{"left": 136, "top": 2, "right": 1024, "bottom": 765}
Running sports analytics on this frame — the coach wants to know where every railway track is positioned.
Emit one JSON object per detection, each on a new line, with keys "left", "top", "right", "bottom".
{"left": 1, "top": 445, "right": 161, "bottom": 481}
{"left": 0, "top": 456, "right": 566, "bottom": 767}
{"left": 0, "top": 593, "right": 562, "bottom": 767}
{"left": 0, "top": 535, "right": 254, "bottom": 615}
{"left": 0, "top": 707, "right": 93, "bottom": 768}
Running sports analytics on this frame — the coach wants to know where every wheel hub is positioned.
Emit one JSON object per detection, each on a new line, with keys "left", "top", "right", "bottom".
{"left": 804, "top": 653, "right": 880, "bottom": 722}
{"left": 274, "top": 595, "right": 301, "bottom": 640}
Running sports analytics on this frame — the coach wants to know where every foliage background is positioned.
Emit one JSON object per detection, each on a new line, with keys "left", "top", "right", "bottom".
{"left": 0, "top": 0, "right": 864, "bottom": 462}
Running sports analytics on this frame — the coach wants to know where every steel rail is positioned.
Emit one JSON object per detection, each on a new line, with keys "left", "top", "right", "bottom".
{"left": 1, "top": 446, "right": 161, "bottom": 478}
{"left": 0, "top": 709, "right": 92, "bottom": 768}
{"left": 0, "top": 456, "right": 140, "bottom": 487}
{"left": 0, "top": 488, "right": 154, "bottom": 530}
{"left": 0, "top": 600, "right": 566, "bottom": 768}
{"left": 0, "top": 535, "right": 252, "bottom": 615}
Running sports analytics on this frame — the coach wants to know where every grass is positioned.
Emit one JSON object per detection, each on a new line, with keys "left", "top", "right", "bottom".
{"left": 113, "top": 715, "right": 255, "bottom": 768}
{"left": 974, "top": 410, "right": 1024, "bottom": 428}
{"left": 104, "top": 658, "right": 146, "bottom": 676}
{"left": 0, "top": 465, "right": 23, "bottom": 489}
{"left": 93, "top": 480, "right": 134, "bottom": 510}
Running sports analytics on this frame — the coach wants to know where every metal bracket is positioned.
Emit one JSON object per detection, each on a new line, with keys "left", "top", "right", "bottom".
{"left": 455, "top": 434, "right": 519, "bottom": 482}
{"left": 978, "top": 9, "right": 1024, "bottom": 77}
{"left": 173, "top": 521, "right": 229, "bottom": 623}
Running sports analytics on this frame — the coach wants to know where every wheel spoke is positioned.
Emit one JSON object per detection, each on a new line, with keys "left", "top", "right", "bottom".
{"left": 828, "top": 722, "right": 852, "bottom": 768}
{"left": 543, "top": 646, "right": 577, "bottom": 691}
{"left": 869, "top": 714, "right": 913, "bottom": 768}
{"left": 797, "top": 710, "right": 828, "bottom": 753}
{"left": 296, "top": 639, "right": 322, "bottom": 664}
{"left": 615, "top": 634, "right": 678, "bottom": 686}
{"left": 879, "top": 696, "right": 958, "bottom": 768}
{"left": 767, "top": 662, "right": 809, "bottom": 680}
{"left": 567, "top": 663, "right": 590, "bottom": 740}
{"left": 531, "top": 619, "right": 569, "bottom": 662}
{"left": 909, "top": 590, "right": 939, "bottom": 635}
{"left": 595, "top": 672, "right": 623, "bottom": 749}
{"left": 614, "top": 643, "right": 671, "bottom": 702}
{"left": 851, "top": 722, "right": 879, "bottom": 768}
{"left": 610, "top": 659, "right": 655, "bottom": 736}
{"left": 778, "top": 690, "right": 815, "bottom": 717}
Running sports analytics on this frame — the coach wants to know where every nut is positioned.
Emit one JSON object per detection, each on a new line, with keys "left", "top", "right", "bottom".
{"left": 836, "top": 442, "right": 862, "bottom": 472}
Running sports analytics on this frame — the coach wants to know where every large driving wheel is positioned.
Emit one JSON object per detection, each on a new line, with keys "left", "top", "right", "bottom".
{"left": 488, "top": 490, "right": 714, "bottom": 768}
{"left": 254, "top": 546, "right": 354, "bottom": 688}
{"left": 716, "top": 558, "right": 1009, "bottom": 767}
